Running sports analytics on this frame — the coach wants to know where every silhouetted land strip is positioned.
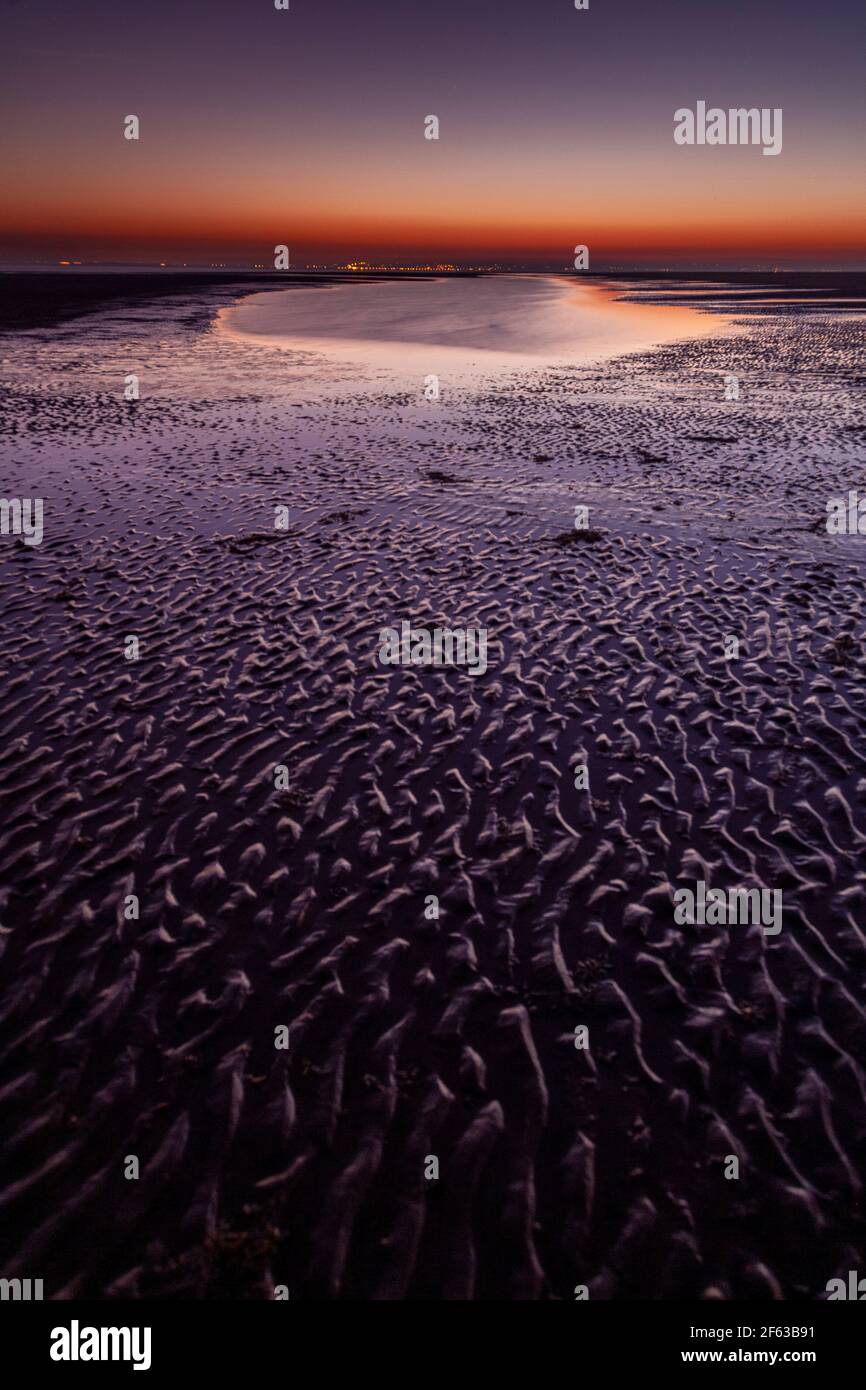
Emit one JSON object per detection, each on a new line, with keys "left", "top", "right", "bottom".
{"left": 0, "top": 270, "right": 477, "bottom": 332}
{"left": 2, "top": 269, "right": 863, "bottom": 332}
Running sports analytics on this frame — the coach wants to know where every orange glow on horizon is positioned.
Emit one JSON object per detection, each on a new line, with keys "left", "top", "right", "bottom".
{"left": 6, "top": 162, "right": 865, "bottom": 265}
{"left": 9, "top": 211, "right": 865, "bottom": 265}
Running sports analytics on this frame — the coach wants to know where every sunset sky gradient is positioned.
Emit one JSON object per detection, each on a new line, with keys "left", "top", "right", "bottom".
{"left": 2, "top": 0, "right": 864, "bottom": 267}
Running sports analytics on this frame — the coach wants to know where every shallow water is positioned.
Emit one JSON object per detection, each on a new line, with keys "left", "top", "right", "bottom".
{"left": 217, "top": 274, "right": 740, "bottom": 381}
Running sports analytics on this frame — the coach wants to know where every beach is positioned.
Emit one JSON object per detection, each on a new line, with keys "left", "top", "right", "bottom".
{"left": 1, "top": 271, "right": 865, "bottom": 1299}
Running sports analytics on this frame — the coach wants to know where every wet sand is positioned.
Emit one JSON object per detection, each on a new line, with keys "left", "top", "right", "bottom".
{"left": 1, "top": 274, "right": 865, "bottom": 1300}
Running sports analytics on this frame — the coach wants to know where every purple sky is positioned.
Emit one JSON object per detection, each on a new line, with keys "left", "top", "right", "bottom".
{"left": 2, "top": 0, "right": 864, "bottom": 266}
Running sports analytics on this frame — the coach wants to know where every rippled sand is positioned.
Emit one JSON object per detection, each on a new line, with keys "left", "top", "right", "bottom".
{"left": 1, "top": 279, "right": 865, "bottom": 1299}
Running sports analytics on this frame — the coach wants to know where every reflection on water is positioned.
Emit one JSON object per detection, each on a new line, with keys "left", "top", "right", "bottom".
{"left": 216, "top": 274, "right": 740, "bottom": 379}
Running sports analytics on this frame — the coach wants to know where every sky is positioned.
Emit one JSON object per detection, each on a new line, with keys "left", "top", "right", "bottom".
{"left": 1, "top": 0, "right": 864, "bottom": 268}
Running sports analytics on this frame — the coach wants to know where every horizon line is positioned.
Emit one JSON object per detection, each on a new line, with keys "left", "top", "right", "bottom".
{"left": 3, "top": 259, "right": 866, "bottom": 274}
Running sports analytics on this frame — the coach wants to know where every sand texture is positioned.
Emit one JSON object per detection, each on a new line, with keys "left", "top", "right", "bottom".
{"left": 1, "top": 277, "right": 865, "bottom": 1299}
